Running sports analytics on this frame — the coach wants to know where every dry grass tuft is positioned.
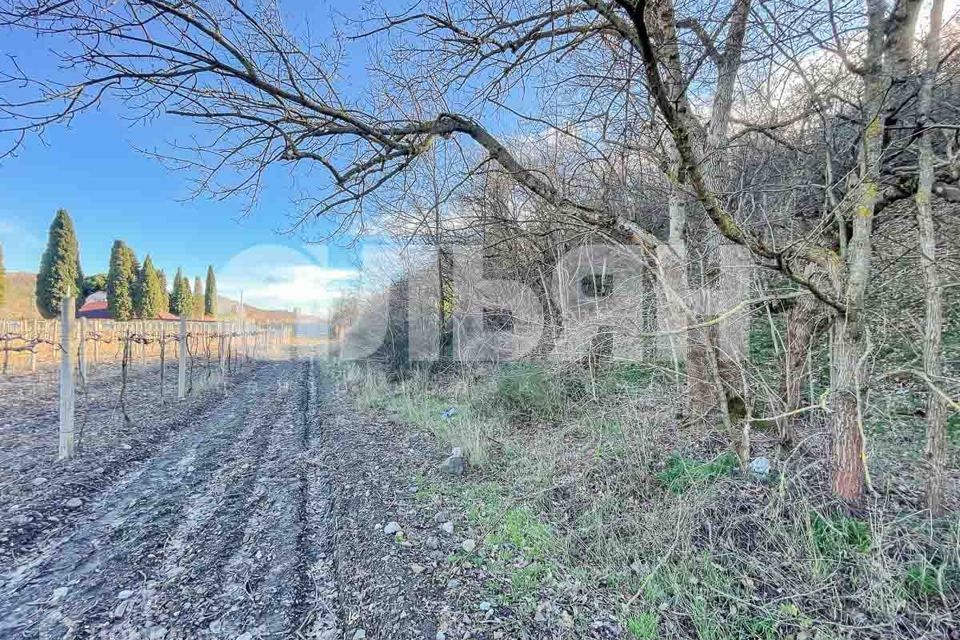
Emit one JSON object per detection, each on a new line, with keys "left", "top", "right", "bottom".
{"left": 339, "top": 360, "right": 959, "bottom": 639}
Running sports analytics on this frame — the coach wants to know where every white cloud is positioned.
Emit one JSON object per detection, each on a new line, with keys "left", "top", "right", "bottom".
{"left": 0, "top": 217, "right": 44, "bottom": 248}
{"left": 217, "top": 244, "right": 358, "bottom": 313}
{"left": 0, "top": 215, "right": 45, "bottom": 272}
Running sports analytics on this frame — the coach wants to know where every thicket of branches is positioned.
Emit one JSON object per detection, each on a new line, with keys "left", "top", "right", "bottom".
{"left": 1, "top": 0, "right": 958, "bottom": 511}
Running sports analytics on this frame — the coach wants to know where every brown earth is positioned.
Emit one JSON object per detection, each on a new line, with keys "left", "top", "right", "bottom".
{"left": 0, "top": 352, "right": 598, "bottom": 639}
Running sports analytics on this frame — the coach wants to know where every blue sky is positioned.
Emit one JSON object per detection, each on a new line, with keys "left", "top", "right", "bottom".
{"left": 0, "top": 0, "right": 389, "bottom": 310}
{"left": 0, "top": 0, "right": 532, "bottom": 310}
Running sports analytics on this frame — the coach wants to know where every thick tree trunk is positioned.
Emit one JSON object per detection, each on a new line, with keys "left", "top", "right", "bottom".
{"left": 830, "top": 320, "right": 867, "bottom": 500}
{"left": 688, "top": 245, "right": 752, "bottom": 425}
{"left": 822, "top": 0, "right": 890, "bottom": 502}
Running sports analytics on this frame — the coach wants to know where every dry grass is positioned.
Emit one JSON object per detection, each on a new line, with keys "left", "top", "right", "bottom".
{"left": 339, "top": 359, "right": 959, "bottom": 639}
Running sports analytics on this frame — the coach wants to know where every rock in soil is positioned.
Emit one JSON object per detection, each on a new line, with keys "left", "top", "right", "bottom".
{"left": 383, "top": 521, "right": 402, "bottom": 535}
{"left": 439, "top": 447, "right": 466, "bottom": 475}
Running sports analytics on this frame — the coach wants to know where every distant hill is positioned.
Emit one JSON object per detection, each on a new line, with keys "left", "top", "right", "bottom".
{"left": 0, "top": 272, "right": 296, "bottom": 323}
{"left": 2, "top": 272, "right": 42, "bottom": 319}
{"left": 215, "top": 295, "right": 299, "bottom": 324}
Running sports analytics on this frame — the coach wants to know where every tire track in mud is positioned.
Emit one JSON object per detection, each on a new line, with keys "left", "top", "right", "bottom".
{"left": 0, "top": 364, "right": 249, "bottom": 568}
{"left": 298, "top": 356, "right": 342, "bottom": 640}
{"left": 0, "top": 353, "right": 341, "bottom": 639}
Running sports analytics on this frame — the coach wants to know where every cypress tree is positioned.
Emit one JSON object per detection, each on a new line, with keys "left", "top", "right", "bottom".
{"left": 192, "top": 276, "right": 204, "bottom": 318}
{"left": 35, "top": 209, "right": 84, "bottom": 318}
{"left": 169, "top": 267, "right": 193, "bottom": 316}
{"left": 169, "top": 270, "right": 180, "bottom": 314}
{"left": 157, "top": 269, "right": 169, "bottom": 312}
{"left": 107, "top": 240, "right": 138, "bottom": 321}
{"left": 0, "top": 242, "right": 5, "bottom": 308}
{"left": 135, "top": 255, "right": 164, "bottom": 319}
{"left": 205, "top": 265, "right": 217, "bottom": 317}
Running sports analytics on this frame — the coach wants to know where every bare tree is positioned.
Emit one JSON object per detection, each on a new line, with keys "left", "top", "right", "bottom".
{"left": 915, "top": 0, "right": 948, "bottom": 515}
{"left": 2, "top": 0, "right": 958, "bottom": 500}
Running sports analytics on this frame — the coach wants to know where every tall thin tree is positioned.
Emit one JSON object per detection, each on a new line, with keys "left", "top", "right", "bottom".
{"left": 135, "top": 255, "right": 165, "bottom": 319}
{"left": 915, "top": 0, "right": 947, "bottom": 516}
{"left": 169, "top": 268, "right": 193, "bottom": 316}
{"left": 192, "top": 276, "right": 204, "bottom": 319}
{"left": 204, "top": 265, "right": 217, "bottom": 317}
{"left": 107, "top": 240, "right": 138, "bottom": 321}
{"left": 157, "top": 269, "right": 170, "bottom": 312}
{"left": 36, "top": 209, "right": 84, "bottom": 318}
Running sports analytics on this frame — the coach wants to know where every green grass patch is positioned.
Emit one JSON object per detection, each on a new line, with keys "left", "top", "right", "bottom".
{"left": 495, "top": 363, "right": 562, "bottom": 417}
{"left": 453, "top": 481, "right": 561, "bottom": 602}
{"left": 635, "top": 554, "right": 807, "bottom": 640}
{"left": 948, "top": 413, "right": 960, "bottom": 447}
{"left": 599, "top": 362, "right": 673, "bottom": 394}
{"left": 507, "top": 562, "right": 548, "bottom": 597}
{"left": 744, "top": 615, "right": 780, "bottom": 640}
{"left": 657, "top": 452, "right": 739, "bottom": 494}
{"left": 748, "top": 320, "right": 780, "bottom": 366}
{"left": 905, "top": 561, "right": 944, "bottom": 599}
{"left": 810, "top": 513, "right": 871, "bottom": 557}
{"left": 611, "top": 363, "right": 660, "bottom": 386}
{"left": 489, "top": 507, "right": 557, "bottom": 560}
{"left": 460, "top": 483, "right": 558, "bottom": 562}
{"left": 625, "top": 612, "right": 659, "bottom": 639}
{"left": 904, "top": 559, "right": 958, "bottom": 601}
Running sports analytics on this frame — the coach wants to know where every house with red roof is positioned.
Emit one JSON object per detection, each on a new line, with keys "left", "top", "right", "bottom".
{"left": 77, "top": 291, "right": 181, "bottom": 321}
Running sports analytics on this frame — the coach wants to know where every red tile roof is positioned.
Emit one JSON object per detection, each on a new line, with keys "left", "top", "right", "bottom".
{"left": 77, "top": 297, "right": 182, "bottom": 321}
{"left": 77, "top": 299, "right": 112, "bottom": 319}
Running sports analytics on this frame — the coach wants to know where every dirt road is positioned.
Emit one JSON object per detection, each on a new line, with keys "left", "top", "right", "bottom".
{"left": 0, "top": 353, "right": 345, "bottom": 639}
{"left": 1, "top": 353, "right": 604, "bottom": 640}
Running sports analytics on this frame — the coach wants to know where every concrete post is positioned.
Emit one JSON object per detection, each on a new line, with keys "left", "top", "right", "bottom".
{"left": 58, "top": 296, "right": 76, "bottom": 460}
{"left": 79, "top": 317, "right": 88, "bottom": 384}
{"left": 178, "top": 317, "right": 187, "bottom": 399}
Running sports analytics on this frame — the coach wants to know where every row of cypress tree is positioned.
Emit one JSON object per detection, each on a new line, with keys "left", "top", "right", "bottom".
{"left": 34, "top": 209, "right": 218, "bottom": 320}
{"left": 106, "top": 242, "right": 217, "bottom": 321}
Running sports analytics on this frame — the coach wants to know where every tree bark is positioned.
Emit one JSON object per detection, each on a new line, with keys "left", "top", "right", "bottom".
{"left": 782, "top": 292, "right": 817, "bottom": 447}
{"left": 830, "top": 319, "right": 867, "bottom": 500}
{"left": 916, "top": 0, "right": 947, "bottom": 516}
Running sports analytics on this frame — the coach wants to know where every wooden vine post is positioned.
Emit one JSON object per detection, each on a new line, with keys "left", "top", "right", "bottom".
{"left": 92, "top": 320, "right": 100, "bottom": 366}
{"left": 239, "top": 290, "right": 247, "bottom": 366}
{"left": 218, "top": 321, "right": 226, "bottom": 386}
{"left": 159, "top": 323, "right": 166, "bottom": 403}
{"left": 2, "top": 321, "right": 9, "bottom": 375}
{"left": 178, "top": 316, "right": 187, "bottom": 400}
{"left": 78, "top": 317, "right": 88, "bottom": 385}
{"left": 30, "top": 320, "right": 38, "bottom": 372}
{"left": 59, "top": 295, "right": 76, "bottom": 460}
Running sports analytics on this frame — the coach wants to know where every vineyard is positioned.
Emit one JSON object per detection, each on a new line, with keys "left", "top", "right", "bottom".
{"left": 0, "top": 316, "right": 292, "bottom": 376}
{"left": 0, "top": 335, "right": 350, "bottom": 639}
{"left": 0, "top": 297, "right": 294, "bottom": 460}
